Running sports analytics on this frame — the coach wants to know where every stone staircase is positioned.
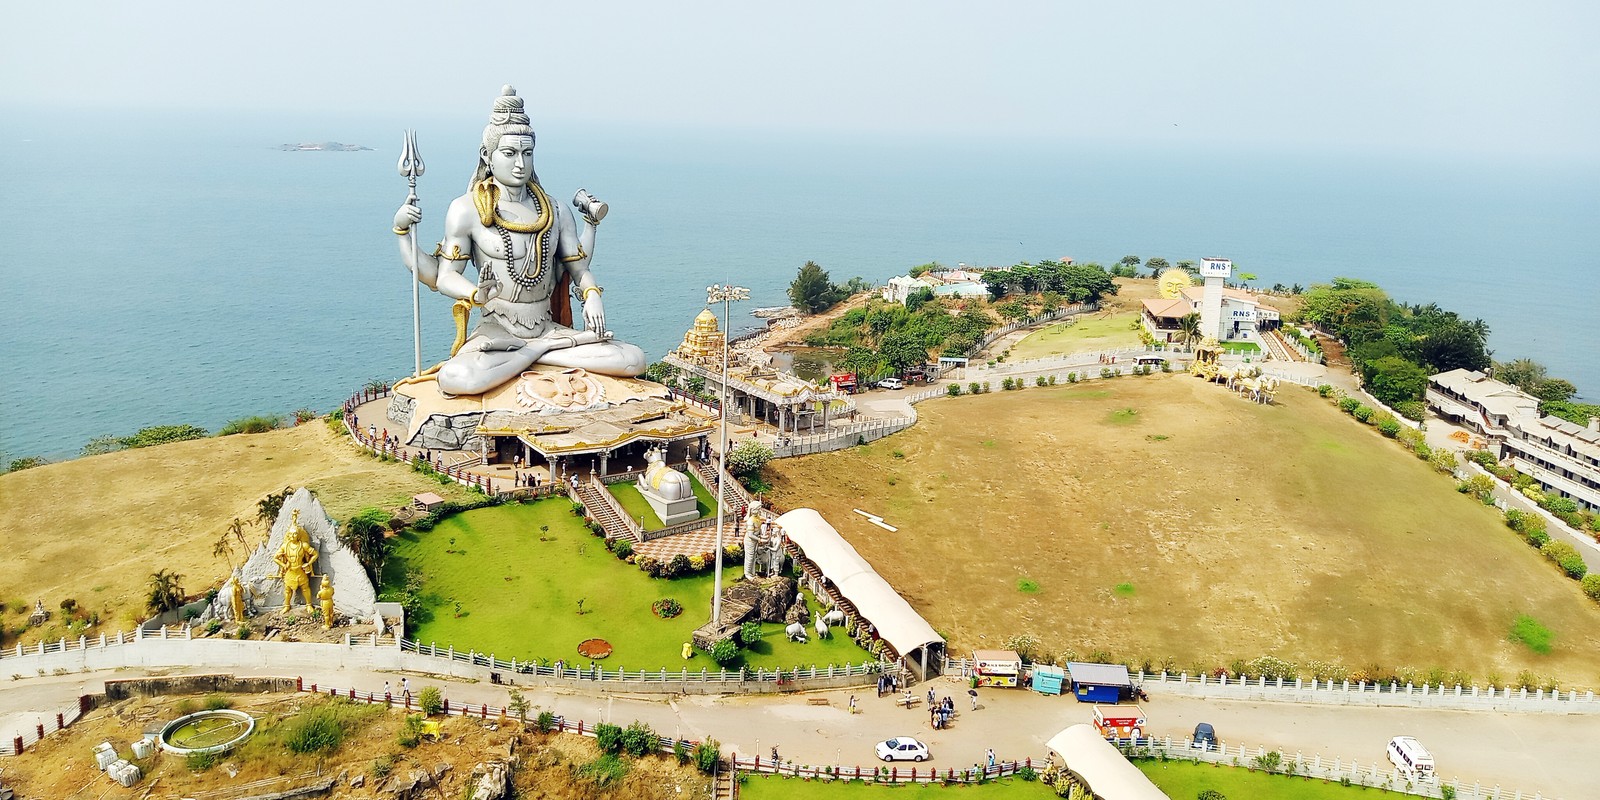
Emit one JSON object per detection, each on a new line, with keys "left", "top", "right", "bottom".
{"left": 573, "top": 482, "right": 638, "bottom": 543}
{"left": 713, "top": 759, "right": 736, "bottom": 800}
{"left": 692, "top": 459, "right": 749, "bottom": 518}
{"left": 1261, "top": 328, "right": 1302, "bottom": 363}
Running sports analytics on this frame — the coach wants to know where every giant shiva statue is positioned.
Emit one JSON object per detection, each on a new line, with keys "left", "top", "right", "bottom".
{"left": 392, "top": 86, "right": 647, "bottom": 396}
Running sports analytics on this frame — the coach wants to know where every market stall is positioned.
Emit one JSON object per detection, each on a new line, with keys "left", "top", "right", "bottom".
{"left": 972, "top": 649, "right": 1023, "bottom": 688}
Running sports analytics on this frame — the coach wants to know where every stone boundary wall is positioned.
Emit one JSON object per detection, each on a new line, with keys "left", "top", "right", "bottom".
{"left": 104, "top": 674, "right": 300, "bottom": 701}
{"left": 3, "top": 636, "right": 876, "bottom": 696}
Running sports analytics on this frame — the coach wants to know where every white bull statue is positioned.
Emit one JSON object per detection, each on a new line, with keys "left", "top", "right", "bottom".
{"left": 822, "top": 608, "right": 847, "bottom": 626}
{"left": 785, "top": 622, "right": 808, "bottom": 642}
{"left": 814, "top": 616, "right": 829, "bottom": 639}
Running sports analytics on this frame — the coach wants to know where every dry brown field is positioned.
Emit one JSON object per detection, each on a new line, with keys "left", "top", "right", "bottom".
{"left": 0, "top": 424, "right": 469, "bottom": 638}
{"left": 4, "top": 692, "right": 706, "bottom": 800}
{"left": 767, "top": 375, "right": 1600, "bottom": 687}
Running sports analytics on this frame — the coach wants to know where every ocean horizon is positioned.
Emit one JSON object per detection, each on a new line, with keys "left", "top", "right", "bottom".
{"left": 1, "top": 108, "right": 1595, "bottom": 460}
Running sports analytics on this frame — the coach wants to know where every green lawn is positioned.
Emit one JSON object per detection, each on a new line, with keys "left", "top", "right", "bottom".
{"left": 1008, "top": 312, "right": 1143, "bottom": 360}
{"left": 1137, "top": 759, "right": 1411, "bottom": 798}
{"left": 738, "top": 776, "right": 1052, "bottom": 799}
{"left": 607, "top": 473, "right": 718, "bottom": 530}
{"left": 382, "top": 500, "right": 871, "bottom": 670}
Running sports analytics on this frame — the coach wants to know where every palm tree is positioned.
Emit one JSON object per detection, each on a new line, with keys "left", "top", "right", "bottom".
{"left": 146, "top": 569, "right": 187, "bottom": 614}
{"left": 1177, "top": 313, "right": 1203, "bottom": 352}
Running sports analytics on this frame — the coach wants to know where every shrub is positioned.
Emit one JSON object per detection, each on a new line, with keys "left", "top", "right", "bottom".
{"left": 652, "top": 598, "right": 683, "bottom": 618}
{"left": 578, "top": 754, "right": 630, "bottom": 787}
{"left": 594, "top": 722, "right": 624, "bottom": 754}
{"left": 1504, "top": 508, "right": 1528, "bottom": 532}
{"left": 396, "top": 714, "right": 424, "bottom": 747}
{"left": 688, "top": 554, "right": 708, "bottom": 571}
{"left": 982, "top": 381, "right": 991, "bottom": 393}
{"left": 1036, "top": 376, "right": 1048, "bottom": 387}
{"left": 535, "top": 710, "right": 557, "bottom": 733}
{"left": 282, "top": 703, "right": 364, "bottom": 754}
{"left": 203, "top": 693, "right": 232, "bottom": 710}
{"left": 1377, "top": 418, "right": 1402, "bottom": 438}
{"left": 1393, "top": 400, "right": 1426, "bottom": 421}
{"left": 621, "top": 721, "right": 658, "bottom": 757}
{"left": 727, "top": 441, "right": 775, "bottom": 477}
{"left": 694, "top": 738, "right": 721, "bottom": 773}
{"left": 1067, "top": 372, "right": 1079, "bottom": 383}
{"left": 1316, "top": 384, "right": 1334, "bottom": 398}
{"left": 968, "top": 382, "right": 980, "bottom": 395}
{"left": 611, "top": 540, "right": 633, "bottom": 560}
{"left": 417, "top": 686, "right": 443, "bottom": 716}
{"left": 637, "top": 556, "right": 662, "bottom": 577}
{"left": 218, "top": 415, "right": 283, "bottom": 436}
{"left": 1100, "top": 367, "right": 1113, "bottom": 379}
{"left": 666, "top": 554, "right": 692, "bottom": 578}
{"left": 1428, "top": 448, "right": 1458, "bottom": 474}
{"left": 1001, "top": 378, "right": 1014, "bottom": 390}
{"left": 1198, "top": 791, "right": 1228, "bottom": 800}
{"left": 709, "top": 638, "right": 739, "bottom": 666}
{"left": 1541, "top": 540, "right": 1587, "bottom": 578}
{"left": 947, "top": 383, "right": 962, "bottom": 396}
{"left": 1527, "top": 528, "right": 1550, "bottom": 548}
{"left": 1048, "top": 374, "right": 1058, "bottom": 384}
{"left": 1581, "top": 573, "right": 1600, "bottom": 601}
{"left": 1337, "top": 397, "right": 1360, "bottom": 413}
{"left": 674, "top": 738, "right": 690, "bottom": 765}
{"left": 1352, "top": 405, "right": 1374, "bottom": 423}
{"left": 739, "top": 621, "right": 764, "bottom": 645}
{"left": 186, "top": 750, "right": 220, "bottom": 771}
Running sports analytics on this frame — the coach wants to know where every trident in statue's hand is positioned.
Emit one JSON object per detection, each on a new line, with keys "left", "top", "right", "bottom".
{"left": 398, "top": 130, "right": 426, "bottom": 377}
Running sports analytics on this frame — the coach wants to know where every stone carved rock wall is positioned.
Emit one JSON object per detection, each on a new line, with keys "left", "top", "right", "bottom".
{"left": 235, "top": 489, "right": 377, "bottom": 621}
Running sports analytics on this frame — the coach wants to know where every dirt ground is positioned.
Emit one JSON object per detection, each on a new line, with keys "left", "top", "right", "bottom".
{"left": 0, "top": 423, "right": 470, "bottom": 638}
{"left": 759, "top": 292, "right": 877, "bottom": 350}
{"left": 1, "top": 692, "right": 708, "bottom": 800}
{"left": 766, "top": 376, "right": 1600, "bottom": 688}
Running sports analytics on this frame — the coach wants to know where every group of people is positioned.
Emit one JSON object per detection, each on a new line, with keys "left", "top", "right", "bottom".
{"left": 874, "top": 672, "right": 902, "bottom": 697}
{"left": 928, "top": 691, "right": 957, "bottom": 729}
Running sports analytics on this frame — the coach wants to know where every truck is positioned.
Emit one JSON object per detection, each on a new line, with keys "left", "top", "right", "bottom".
{"left": 1092, "top": 704, "right": 1147, "bottom": 740}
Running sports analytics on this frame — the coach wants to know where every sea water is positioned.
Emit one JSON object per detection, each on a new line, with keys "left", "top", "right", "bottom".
{"left": 1, "top": 109, "right": 1594, "bottom": 460}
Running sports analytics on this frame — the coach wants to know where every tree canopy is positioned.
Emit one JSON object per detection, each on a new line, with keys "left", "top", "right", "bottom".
{"left": 788, "top": 261, "right": 844, "bottom": 314}
{"left": 980, "top": 260, "right": 1118, "bottom": 304}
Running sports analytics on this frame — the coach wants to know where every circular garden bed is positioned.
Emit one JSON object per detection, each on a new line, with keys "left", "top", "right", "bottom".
{"left": 577, "top": 638, "right": 612, "bottom": 659}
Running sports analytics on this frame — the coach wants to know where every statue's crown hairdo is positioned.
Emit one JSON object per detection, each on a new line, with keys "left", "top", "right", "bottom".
{"left": 473, "top": 85, "right": 538, "bottom": 190}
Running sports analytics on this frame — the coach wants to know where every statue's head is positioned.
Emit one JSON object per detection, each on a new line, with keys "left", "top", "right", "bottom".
{"left": 474, "top": 85, "right": 537, "bottom": 189}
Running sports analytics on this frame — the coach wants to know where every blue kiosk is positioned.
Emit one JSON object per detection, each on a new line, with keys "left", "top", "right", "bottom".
{"left": 1066, "top": 662, "right": 1133, "bottom": 703}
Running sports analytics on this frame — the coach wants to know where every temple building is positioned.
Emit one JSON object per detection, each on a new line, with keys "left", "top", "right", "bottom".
{"left": 663, "top": 309, "right": 850, "bottom": 436}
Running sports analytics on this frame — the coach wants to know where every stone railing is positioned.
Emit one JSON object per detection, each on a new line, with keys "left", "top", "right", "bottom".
{"left": 941, "top": 659, "right": 1600, "bottom": 715}
{"left": 731, "top": 755, "right": 1034, "bottom": 786}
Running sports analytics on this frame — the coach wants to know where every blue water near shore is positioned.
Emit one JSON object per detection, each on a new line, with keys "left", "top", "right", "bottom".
{"left": 1, "top": 109, "right": 1595, "bottom": 460}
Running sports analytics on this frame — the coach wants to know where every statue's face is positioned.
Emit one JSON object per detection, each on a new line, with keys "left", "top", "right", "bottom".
{"left": 487, "top": 134, "right": 535, "bottom": 187}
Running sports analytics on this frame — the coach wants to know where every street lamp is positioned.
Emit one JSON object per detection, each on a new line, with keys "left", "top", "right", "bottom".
{"left": 707, "top": 284, "right": 750, "bottom": 628}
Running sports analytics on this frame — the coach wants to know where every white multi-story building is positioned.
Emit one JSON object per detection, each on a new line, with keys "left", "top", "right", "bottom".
{"left": 1140, "top": 260, "right": 1279, "bottom": 345}
{"left": 1426, "top": 368, "right": 1600, "bottom": 511}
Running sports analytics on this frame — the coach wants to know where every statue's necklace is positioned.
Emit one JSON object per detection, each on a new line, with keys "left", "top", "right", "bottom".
{"left": 493, "top": 193, "right": 555, "bottom": 293}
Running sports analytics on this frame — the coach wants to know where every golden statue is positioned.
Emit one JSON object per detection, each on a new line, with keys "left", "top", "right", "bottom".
{"left": 272, "top": 510, "right": 319, "bottom": 612}
{"left": 318, "top": 575, "right": 336, "bottom": 629}
{"left": 228, "top": 568, "right": 247, "bottom": 622}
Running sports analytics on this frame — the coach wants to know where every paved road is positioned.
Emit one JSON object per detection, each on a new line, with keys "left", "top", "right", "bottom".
{"left": 1, "top": 667, "right": 1588, "bottom": 798}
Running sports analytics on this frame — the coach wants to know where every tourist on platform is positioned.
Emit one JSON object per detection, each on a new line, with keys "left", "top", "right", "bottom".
{"left": 987, "top": 749, "right": 996, "bottom": 769}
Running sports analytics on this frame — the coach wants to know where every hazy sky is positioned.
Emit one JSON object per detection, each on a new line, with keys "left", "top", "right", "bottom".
{"left": 4, "top": 0, "right": 1596, "bottom": 158}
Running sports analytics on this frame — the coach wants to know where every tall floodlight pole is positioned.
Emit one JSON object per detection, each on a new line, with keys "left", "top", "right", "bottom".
{"left": 707, "top": 284, "right": 750, "bottom": 627}
{"left": 398, "top": 131, "right": 426, "bottom": 377}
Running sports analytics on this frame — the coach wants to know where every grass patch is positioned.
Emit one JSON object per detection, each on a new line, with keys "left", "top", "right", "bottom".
{"left": 606, "top": 473, "right": 716, "bottom": 530}
{"left": 1113, "top": 583, "right": 1136, "bottom": 597}
{"left": 1108, "top": 408, "right": 1139, "bottom": 424}
{"left": 766, "top": 379, "right": 1600, "bottom": 686}
{"left": 1509, "top": 614, "right": 1554, "bottom": 654}
{"left": 1017, "top": 578, "right": 1040, "bottom": 594}
{"left": 1136, "top": 759, "right": 1400, "bottom": 798}
{"left": 1009, "top": 312, "right": 1143, "bottom": 360}
{"left": 384, "top": 501, "right": 871, "bottom": 670}
{"left": 739, "top": 775, "right": 1053, "bottom": 799}
{"left": 1145, "top": 434, "right": 1169, "bottom": 442}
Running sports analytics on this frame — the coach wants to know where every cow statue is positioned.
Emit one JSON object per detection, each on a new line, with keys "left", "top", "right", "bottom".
{"left": 784, "top": 622, "right": 808, "bottom": 643}
{"left": 814, "top": 615, "right": 829, "bottom": 639}
{"left": 822, "top": 608, "right": 847, "bottom": 626}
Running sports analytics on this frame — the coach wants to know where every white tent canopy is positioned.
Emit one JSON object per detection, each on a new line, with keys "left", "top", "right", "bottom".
{"left": 773, "top": 508, "right": 944, "bottom": 662}
{"left": 1045, "top": 724, "right": 1169, "bottom": 800}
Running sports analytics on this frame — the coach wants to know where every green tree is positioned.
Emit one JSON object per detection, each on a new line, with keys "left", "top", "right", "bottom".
{"left": 725, "top": 441, "right": 774, "bottom": 477}
{"left": 1366, "top": 356, "right": 1429, "bottom": 407}
{"left": 904, "top": 286, "right": 935, "bottom": 312}
{"left": 709, "top": 638, "right": 739, "bottom": 666}
{"left": 908, "top": 261, "right": 942, "bottom": 278}
{"left": 1117, "top": 255, "right": 1142, "bottom": 272}
{"left": 146, "top": 569, "right": 187, "bottom": 614}
{"left": 1419, "top": 326, "right": 1490, "bottom": 373}
{"left": 417, "top": 686, "right": 443, "bottom": 716}
{"left": 6, "top": 456, "right": 47, "bottom": 473}
{"left": 256, "top": 486, "right": 295, "bottom": 527}
{"left": 1176, "top": 313, "right": 1203, "bottom": 350}
{"left": 788, "top": 261, "right": 841, "bottom": 313}
{"left": 1144, "top": 257, "right": 1171, "bottom": 277}
{"left": 879, "top": 330, "right": 929, "bottom": 374}
{"left": 1237, "top": 272, "right": 1258, "bottom": 287}
{"left": 340, "top": 507, "right": 392, "bottom": 585}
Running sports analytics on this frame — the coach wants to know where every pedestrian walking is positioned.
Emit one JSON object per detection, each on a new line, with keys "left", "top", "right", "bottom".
{"left": 848, "top": 695, "right": 857, "bottom": 714}
{"left": 384, "top": 680, "right": 391, "bottom": 698}
{"left": 401, "top": 677, "right": 410, "bottom": 698}
{"left": 968, "top": 688, "right": 978, "bottom": 710}
{"left": 987, "top": 748, "right": 996, "bottom": 768}
{"left": 927, "top": 688, "right": 936, "bottom": 707}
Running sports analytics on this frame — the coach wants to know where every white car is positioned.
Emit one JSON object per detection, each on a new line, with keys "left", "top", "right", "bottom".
{"left": 878, "top": 377, "right": 905, "bottom": 390}
{"left": 876, "top": 736, "right": 929, "bottom": 762}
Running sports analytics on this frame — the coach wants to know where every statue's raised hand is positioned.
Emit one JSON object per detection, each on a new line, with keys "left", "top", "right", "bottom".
{"left": 583, "top": 295, "right": 606, "bottom": 334}
{"left": 394, "top": 202, "right": 422, "bottom": 231}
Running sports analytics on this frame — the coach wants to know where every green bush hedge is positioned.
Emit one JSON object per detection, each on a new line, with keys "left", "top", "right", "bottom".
{"left": 1338, "top": 397, "right": 1361, "bottom": 413}
{"left": 1581, "top": 573, "right": 1600, "bottom": 601}
{"left": 1540, "top": 540, "right": 1587, "bottom": 579}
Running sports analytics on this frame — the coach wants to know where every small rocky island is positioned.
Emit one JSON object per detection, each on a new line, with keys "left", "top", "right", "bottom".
{"left": 278, "top": 141, "right": 372, "bottom": 151}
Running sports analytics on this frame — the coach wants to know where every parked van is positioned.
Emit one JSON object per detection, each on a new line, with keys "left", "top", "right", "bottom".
{"left": 1386, "top": 736, "right": 1435, "bottom": 780}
